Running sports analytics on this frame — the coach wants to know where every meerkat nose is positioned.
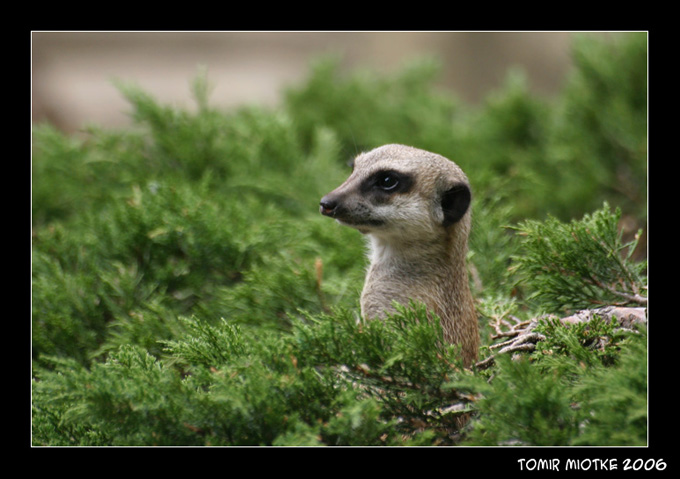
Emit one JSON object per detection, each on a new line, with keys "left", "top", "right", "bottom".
{"left": 319, "top": 197, "right": 337, "bottom": 216}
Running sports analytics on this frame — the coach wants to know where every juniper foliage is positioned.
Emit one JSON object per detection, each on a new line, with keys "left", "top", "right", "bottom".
{"left": 511, "top": 203, "right": 647, "bottom": 313}
{"left": 32, "top": 33, "right": 647, "bottom": 446}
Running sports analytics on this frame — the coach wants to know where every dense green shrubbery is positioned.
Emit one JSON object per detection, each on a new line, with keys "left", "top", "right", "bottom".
{"left": 32, "top": 33, "right": 647, "bottom": 446}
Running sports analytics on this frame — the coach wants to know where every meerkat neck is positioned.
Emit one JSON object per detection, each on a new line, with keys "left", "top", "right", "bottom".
{"left": 367, "top": 230, "right": 466, "bottom": 269}
{"left": 364, "top": 234, "right": 468, "bottom": 303}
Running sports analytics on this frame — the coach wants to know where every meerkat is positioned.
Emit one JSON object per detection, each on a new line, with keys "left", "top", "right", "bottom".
{"left": 319, "top": 144, "right": 479, "bottom": 366}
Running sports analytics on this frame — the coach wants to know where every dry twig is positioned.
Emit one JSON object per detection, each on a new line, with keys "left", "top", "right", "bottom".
{"left": 475, "top": 306, "right": 647, "bottom": 370}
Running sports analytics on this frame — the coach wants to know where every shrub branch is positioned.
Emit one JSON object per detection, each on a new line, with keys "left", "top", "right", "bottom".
{"left": 476, "top": 306, "right": 647, "bottom": 370}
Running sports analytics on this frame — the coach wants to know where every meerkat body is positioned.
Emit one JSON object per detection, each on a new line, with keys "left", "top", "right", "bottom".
{"left": 320, "top": 144, "right": 479, "bottom": 366}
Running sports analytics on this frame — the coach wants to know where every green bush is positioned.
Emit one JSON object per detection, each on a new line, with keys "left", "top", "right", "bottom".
{"left": 511, "top": 203, "right": 647, "bottom": 313}
{"left": 32, "top": 33, "right": 647, "bottom": 446}
{"left": 465, "top": 321, "right": 647, "bottom": 446}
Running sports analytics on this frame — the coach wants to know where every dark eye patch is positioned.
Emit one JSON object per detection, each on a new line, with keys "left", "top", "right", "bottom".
{"left": 361, "top": 170, "right": 414, "bottom": 196}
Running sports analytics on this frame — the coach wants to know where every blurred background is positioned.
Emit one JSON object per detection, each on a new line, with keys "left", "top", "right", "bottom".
{"left": 31, "top": 31, "right": 628, "bottom": 133}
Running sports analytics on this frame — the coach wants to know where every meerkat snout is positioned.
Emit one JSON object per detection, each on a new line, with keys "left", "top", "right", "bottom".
{"left": 319, "top": 144, "right": 479, "bottom": 366}
{"left": 319, "top": 198, "right": 335, "bottom": 216}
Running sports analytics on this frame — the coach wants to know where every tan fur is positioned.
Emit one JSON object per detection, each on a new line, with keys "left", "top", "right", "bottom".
{"left": 320, "top": 144, "right": 479, "bottom": 366}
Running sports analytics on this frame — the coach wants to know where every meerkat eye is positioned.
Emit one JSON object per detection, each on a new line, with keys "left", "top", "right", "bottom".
{"left": 362, "top": 170, "right": 412, "bottom": 196}
{"left": 377, "top": 173, "right": 399, "bottom": 191}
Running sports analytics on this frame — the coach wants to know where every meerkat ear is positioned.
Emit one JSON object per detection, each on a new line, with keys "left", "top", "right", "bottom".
{"left": 440, "top": 184, "right": 471, "bottom": 226}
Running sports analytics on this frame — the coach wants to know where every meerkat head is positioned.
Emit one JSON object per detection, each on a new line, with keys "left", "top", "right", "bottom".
{"left": 319, "top": 144, "right": 471, "bottom": 243}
